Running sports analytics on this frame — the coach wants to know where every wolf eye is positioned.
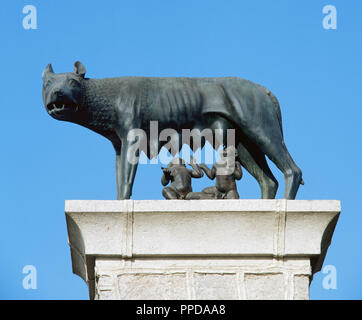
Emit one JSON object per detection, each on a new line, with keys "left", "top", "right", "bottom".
{"left": 68, "top": 79, "right": 78, "bottom": 87}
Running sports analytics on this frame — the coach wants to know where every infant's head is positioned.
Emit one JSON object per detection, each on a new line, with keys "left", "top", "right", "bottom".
{"left": 167, "top": 157, "right": 186, "bottom": 168}
{"left": 220, "top": 146, "right": 238, "bottom": 159}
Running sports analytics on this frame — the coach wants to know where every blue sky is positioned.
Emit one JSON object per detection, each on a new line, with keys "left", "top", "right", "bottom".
{"left": 0, "top": 0, "right": 361, "bottom": 299}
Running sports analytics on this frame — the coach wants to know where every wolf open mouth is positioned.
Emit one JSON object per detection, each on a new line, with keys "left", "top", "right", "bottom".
{"left": 46, "top": 102, "right": 78, "bottom": 115}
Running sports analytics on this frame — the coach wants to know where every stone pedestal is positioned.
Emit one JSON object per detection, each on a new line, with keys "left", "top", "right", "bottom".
{"left": 65, "top": 200, "right": 340, "bottom": 300}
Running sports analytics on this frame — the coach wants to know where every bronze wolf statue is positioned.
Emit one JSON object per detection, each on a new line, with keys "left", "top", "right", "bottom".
{"left": 42, "top": 61, "right": 303, "bottom": 199}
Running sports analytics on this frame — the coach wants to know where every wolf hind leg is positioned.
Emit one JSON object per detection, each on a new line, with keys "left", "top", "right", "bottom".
{"left": 236, "top": 141, "right": 278, "bottom": 199}
{"left": 261, "top": 140, "right": 302, "bottom": 200}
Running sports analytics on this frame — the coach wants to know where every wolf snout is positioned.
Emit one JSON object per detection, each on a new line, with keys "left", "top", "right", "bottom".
{"left": 55, "top": 90, "right": 64, "bottom": 98}
{"left": 50, "top": 88, "right": 66, "bottom": 100}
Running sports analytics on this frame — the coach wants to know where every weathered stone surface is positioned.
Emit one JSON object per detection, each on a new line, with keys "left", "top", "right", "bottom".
{"left": 193, "top": 273, "right": 239, "bottom": 300}
{"left": 294, "top": 275, "right": 310, "bottom": 300}
{"left": 65, "top": 199, "right": 340, "bottom": 300}
{"left": 117, "top": 273, "right": 188, "bottom": 300}
{"left": 244, "top": 273, "right": 285, "bottom": 300}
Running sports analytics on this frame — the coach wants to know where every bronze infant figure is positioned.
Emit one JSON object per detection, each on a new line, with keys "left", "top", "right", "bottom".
{"left": 186, "top": 147, "right": 242, "bottom": 200}
{"left": 161, "top": 157, "right": 203, "bottom": 199}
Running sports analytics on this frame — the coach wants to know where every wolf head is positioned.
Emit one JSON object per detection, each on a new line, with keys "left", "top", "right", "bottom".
{"left": 42, "top": 61, "right": 86, "bottom": 121}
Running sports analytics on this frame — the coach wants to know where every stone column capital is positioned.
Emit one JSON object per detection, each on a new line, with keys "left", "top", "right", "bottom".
{"left": 65, "top": 199, "right": 340, "bottom": 300}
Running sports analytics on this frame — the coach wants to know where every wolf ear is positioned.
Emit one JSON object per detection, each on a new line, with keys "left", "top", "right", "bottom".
{"left": 42, "top": 64, "right": 54, "bottom": 79}
{"left": 73, "top": 61, "right": 86, "bottom": 78}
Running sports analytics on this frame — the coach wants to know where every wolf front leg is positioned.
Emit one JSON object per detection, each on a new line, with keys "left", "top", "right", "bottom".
{"left": 114, "top": 140, "right": 139, "bottom": 200}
